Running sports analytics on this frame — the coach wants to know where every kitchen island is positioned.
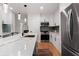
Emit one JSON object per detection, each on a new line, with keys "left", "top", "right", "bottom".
{"left": 0, "top": 33, "right": 37, "bottom": 56}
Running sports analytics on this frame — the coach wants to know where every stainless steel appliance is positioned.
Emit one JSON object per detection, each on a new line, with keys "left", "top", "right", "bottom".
{"left": 61, "top": 4, "right": 79, "bottom": 56}
{"left": 40, "top": 22, "right": 49, "bottom": 41}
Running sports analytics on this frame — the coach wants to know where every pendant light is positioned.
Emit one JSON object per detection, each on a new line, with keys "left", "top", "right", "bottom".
{"left": 3, "top": 3, "right": 8, "bottom": 13}
{"left": 18, "top": 13, "right": 21, "bottom": 20}
{"left": 24, "top": 18, "right": 27, "bottom": 22}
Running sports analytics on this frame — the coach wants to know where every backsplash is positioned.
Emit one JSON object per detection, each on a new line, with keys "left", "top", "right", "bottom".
{"left": 2, "top": 24, "right": 11, "bottom": 33}
{"left": 49, "top": 26, "right": 59, "bottom": 32}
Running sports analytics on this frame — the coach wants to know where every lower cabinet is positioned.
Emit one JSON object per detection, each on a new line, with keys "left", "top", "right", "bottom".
{"left": 50, "top": 32, "right": 61, "bottom": 53}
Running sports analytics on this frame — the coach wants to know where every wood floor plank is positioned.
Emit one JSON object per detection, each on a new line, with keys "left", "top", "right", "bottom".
{"left": 36, "top": 42, "right": 61, "bottom": 56}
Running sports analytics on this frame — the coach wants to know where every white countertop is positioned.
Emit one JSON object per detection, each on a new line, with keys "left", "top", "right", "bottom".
{"left": 0, "top": 33, "right": 37, "bottom": 56}
{"left": 0, "top": 32, "right": 11, "bottom": 36}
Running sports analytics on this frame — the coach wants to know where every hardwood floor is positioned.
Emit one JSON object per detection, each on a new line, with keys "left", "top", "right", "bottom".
{"left": 35, "top": 41, "right": 61, "bottom": 56}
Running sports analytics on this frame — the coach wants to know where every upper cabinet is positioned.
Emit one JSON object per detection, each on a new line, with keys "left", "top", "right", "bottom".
{"left": 40, "top": 14, "right": 60, "bottom": 26}
{"left": 2, "top": 10, "right": 13, "bottom": 24}
{"left": 40, "top": 15, "right": 49, "bottom": 22}
{"left": 0, "top": 5, "right": 16, "bottom": 33}
{"left": 49, "top": 11, "right": 60, "bottom": 26}
{"left": 53, "top": 10, "right": 60, "bottom": 26}
{"left": 0, "top": 5, "right": 14, "bottom": 24}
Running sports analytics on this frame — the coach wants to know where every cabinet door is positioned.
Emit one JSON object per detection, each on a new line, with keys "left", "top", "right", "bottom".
{"left": 50, "top": 33, "right": 53, "bottom": 42}
{"left": 50, "top": 33, "right": 56, "bottom": 43}
{"left": 3, "top": 10, "right": 12, "bottom": 24}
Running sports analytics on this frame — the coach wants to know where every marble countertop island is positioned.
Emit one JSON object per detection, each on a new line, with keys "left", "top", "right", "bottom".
{"left": 0, "top": 33, "right": 37, "bottom": 56}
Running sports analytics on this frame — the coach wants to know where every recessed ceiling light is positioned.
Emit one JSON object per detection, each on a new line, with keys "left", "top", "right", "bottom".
{"left": 24, "top": 5, "right": 27, "bottom": 7}
{"left": 40, "top": 6, "right": 44, "bottom": 10}
{"left": 10, "top": 7, "right": 13, "bottom": 10}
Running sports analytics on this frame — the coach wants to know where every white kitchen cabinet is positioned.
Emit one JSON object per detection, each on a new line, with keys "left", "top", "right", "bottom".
{"left": 54, "top": 10, "right": 60, "bottom": 26}
{"left": 0, "top": 5, "right": 14, "bottom": 24}
{"left": 2, "top": 10, "right": 13, "bottom": 24}
{"left": 0, "top": 19, "right": 2, "bottom": 34}
{"left": 49, "top": 17, "right": 55, "bottom": 26}
{"left": 0, "top": 6, "right": 3, "bottom": 34}
{"left": 49, "top": 11, "right": 60, "bottom": 26}
{"left": 50, "top": 32, "right": 56, "bottom": 43}
{"left": 0, "top": 6, "right": 16, "bottom": 32}
{"left": 50, "top": 32, "right": 61, "bottom": 53}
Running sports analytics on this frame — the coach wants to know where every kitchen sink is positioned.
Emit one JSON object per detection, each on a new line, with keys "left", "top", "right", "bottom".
{"left": 24, "top": 35, "right": 35, "bottom": 37}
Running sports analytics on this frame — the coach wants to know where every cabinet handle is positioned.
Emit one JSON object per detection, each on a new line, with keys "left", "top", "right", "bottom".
{"left": 51, "top": 35, "right": 52, "bottom": 38}
{"left": 55, "top": 37, "right": 56, "bottom": 41}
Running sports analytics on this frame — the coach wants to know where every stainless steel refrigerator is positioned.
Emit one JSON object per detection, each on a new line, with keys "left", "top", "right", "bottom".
{"left": 61, "top": 3, "right": 79, "bottom": 56}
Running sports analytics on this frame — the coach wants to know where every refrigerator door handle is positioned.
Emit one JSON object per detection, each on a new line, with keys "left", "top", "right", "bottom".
{"left": 68, "top": 9, "right": 72, "bottom": 41}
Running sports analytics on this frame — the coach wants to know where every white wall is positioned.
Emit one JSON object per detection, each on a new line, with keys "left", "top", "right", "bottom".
{"left": 15, "top": 14, "right": 20, "bottom": 32}
{"left": 53, "top": 9, "right": 60, "bottom": 26}
{"left": 21, "top": 14, "right": 28, "bottom": 31}
{"left": 27, "top": 14, "right": 40, "bottom": 42}
{"left": 11, "top": 11, "right": 16, "bottom": 32}
{"left": 28, "top": 14, "right": 40, "bottom": 33}
{"left": 15, "top": 13, "right": 28, "bottom": 33}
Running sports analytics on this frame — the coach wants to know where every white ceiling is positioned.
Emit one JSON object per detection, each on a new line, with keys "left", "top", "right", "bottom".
{"left": 8, "top": 3, "right": 59, "bottom": 14}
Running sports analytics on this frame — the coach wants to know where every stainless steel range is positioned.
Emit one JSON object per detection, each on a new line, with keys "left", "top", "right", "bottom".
{"left": 40, "top": 22, "right": 49, "bottom": 41}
